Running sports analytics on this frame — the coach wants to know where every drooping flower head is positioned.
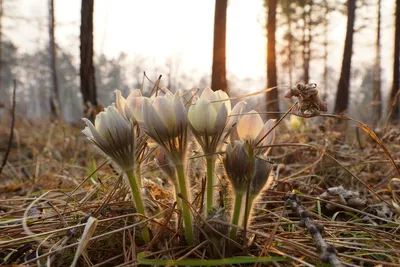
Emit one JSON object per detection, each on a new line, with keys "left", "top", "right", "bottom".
{"left": 82, "top": 106, "right": 135, "bottom": 171}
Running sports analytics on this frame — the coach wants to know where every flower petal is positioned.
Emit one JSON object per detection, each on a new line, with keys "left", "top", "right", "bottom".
{"left": 201, "top": 87, "right": 215, "bottom": 100}
{"left": 173, "top": 92, "right": 188, "bottom": 134}
{"left": 213, "top": 103, "right": 228, "bottom": 134}
{"left": 114, "top": 90, "right": 127, "bottom": 119}
{"left": 188, "top": 99, "right": 217, "bottom": 135}
{"left": 143, "top": 98, "right": 170, "bottom": 140}
{"left": 152, "top": 96, "right": 176, "bottom": 135}
{"left": 225, "top": 101, "right": 246, "bottom": 132}
{"left": 236, "top": 110, "right": 264, "bottom": 143}
{"left": 256, "top": 119, "right": 276, "bottom": 148}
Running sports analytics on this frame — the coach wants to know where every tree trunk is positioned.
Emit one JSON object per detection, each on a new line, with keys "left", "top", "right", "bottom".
{"left": 334, "top": 0, "right": 356, "bottom": 114}
{"left": 302, "top": 0, "right": 312, "bottom": 84}
{"left": 266, "top": 0, "right": 279, "bottom": 119}
{"left": 389, "top": 0, "right": 400, "bottom": 121}
{"left": 322, "top": 0, "right": 329, "bottom": 101}
{"left": 0, "top": 0, "right": 4, "bottom": 108}
{"left": 372, "top": 0, "right": 382, "bottom": 126}
{"left": 49, "top": 0, "right": 61, "bottom": 119}
{"left": 80, "top": 0, "right": 97, "bottom": 118}
{"left": 211, "top": 0, "right": 228, "bottom": 93}
{"left": 286, "top": 2, "right": 293, "bottom": 85}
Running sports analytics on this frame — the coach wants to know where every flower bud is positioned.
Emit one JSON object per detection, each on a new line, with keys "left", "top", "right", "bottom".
{"left": 82, "top": 106, "right": 136, "bottom": 171}
{"left": 155, "top": 147, "right": 176, "bottom": 182}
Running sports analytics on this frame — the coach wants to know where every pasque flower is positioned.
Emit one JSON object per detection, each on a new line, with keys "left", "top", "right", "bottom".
{"left": 82, "top": 105, "right": 150, "bottom": 242}
{"left": 82, "top": 106, "right": 135, "bottom": 172}
{"left": 142, "top": 91, "right": 188, "bottom": 146}
{"left": 231, "top": 110, "right": 276, "bottom": 156}
{"left": 225, "top": 111, "right": 276, "bottom": 239}
{"left": 225, "top": 140, "right": 272, "bottom": 197}
{"left": 142, "top": 90, "right": 195, "bottom": 244}
{"left": 115, "top": 89, "right": 145, "bottom": 124}
{"left": 224, "top": 140, "right": 273, "bottom": 239}
{"left": 188, "top": 87, "right": 231, "bottom": 136}
{"left": 187, "top": 88, "right": 246, "bottom": 215}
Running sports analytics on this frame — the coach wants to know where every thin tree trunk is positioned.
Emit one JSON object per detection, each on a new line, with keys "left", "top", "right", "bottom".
{"left": 302, "top": 0, "right": 312, "bottom": 84}
{"left": 0, "top": 0, "right": 2, "bottom": 95}
{"left": 49, "top": 0, "right": 61, "bottom": 119}
{"left": 372, "top": 0, "right": 382, "bottom": 126}
{"left": 287, "top": 4, "right": 293, "bottom": 86}
{"left": 266, "top": 0, "right": 279, "bottom": 120}
{"left": 211, "top": 0, "right": 228, "bottom": 93}
{"left": 80, "top": 0, "right": 97, "bottom": 118}
{"left": 334, "top": 0, "right": 356, "bottom": 114}
{"left": 0, "top": 0, "right": 5, "bottom": 111}
{"left": 322, "top": 0, "right": 329, "bottom": 101}
{"left": 302, "top": 6, "right": 307, "bottom": 83}
{"left": 306, "top": 0, "right": 312, "bottom": 83}
{"left": 389, "top": 0, "right": 400, "bottom": 121}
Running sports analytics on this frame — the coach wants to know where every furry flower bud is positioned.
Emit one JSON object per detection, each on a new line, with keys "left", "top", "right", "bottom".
{"left": 82, "top": 106, "right": 136, "bottom": 171}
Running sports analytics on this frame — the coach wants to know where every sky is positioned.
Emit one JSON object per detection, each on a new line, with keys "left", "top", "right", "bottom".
{"left": 2, "top": 0, "right": 397, "bottom": 95}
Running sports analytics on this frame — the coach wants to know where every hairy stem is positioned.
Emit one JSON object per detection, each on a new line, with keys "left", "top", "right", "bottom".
{"left": 243, "top": 195, "right": 256, "bottom": 230}
{"left": 175, "top": 162, "right": 195, "bottom": 244}
{"left": 230, "top": 190, "right": 244, "bottom": 240}
{"left": 126, "top": 169, "right": 150, "bottom": 243}
{"left": 206, "top": 155, "right": 215, "bottom": 216}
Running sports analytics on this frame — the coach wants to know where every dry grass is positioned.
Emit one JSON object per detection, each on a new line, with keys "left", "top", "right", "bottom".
{"left": 0, "top": 113, "right": 400, "bottom": 267}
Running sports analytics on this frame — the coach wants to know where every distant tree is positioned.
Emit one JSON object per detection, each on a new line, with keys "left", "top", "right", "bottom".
{"left": 334, "top": 0, "right": 356, "bottom": 114}
{"left": 0, "top": 0, "right": 3, "bottom": 109}
{"left": 265, "top": 0, "right": 280, "bottom": 119}
{"left": 372, "top": 0, "right": 382, "bottom": 125}
{"left": 96, "top": 53, "right": 130, "bottom": 105}
{"left": 211, "top": 0, "right": 228, "bottom": 93}
{"left": 357, "top": 66, "right": 374, "bottom": 123}
{"left": 299, "top": 0, "right": 313, "bottom": 84}
{"left": 322, "top": 0, "right": 330, "bottom": 100}
{"left": 80, "top": 0, "right": 97, "bottom": 118}
{"left": 280, "top": 0, "right": 294, "bottom": 85}
{"left": 389, "top": 0, "right": 400, "bottom": 121}
{"left": 48, "top": 0, "right": 61, "bottom": 119}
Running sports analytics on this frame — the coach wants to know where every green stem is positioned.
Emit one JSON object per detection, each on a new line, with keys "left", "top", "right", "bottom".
{"left": 126, "top": 170, "right": 150, "bottom": 243}
{"left": 205, "top": 155, "right": 215, "bottom": 216}
{"left": 175, "top": 162, "right": 195, "bottom": 244}
{"left": 243, "top": 195, "right": 256, "bottom": 230}
{"left": 230, "top": 190, "right": 244, "bottom": 240}
{"left": 136, "top": 162, "right": 142, "bottom": 188}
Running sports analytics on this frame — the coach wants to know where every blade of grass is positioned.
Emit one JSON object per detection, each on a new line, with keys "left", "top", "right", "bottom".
{"left": 137, "top": 251, "right": 287, "bottom": 266}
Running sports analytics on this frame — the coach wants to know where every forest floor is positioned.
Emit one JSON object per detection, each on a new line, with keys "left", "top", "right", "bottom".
{"left": 0, "top": 113, "right": 400, "bottom": 267}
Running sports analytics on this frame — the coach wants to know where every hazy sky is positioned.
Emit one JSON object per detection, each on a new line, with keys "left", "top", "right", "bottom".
{"left": 3, "top": 0, "right": 396, "bottom": 94}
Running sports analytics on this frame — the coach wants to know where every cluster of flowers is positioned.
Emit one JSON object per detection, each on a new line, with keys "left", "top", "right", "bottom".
{"left": 82, "top": 87, "right": 276, "bottom": 244}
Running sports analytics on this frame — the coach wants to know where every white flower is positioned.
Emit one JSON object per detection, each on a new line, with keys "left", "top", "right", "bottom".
{"left": 235, "top": 110, "right": 276, "bottom": 148}
{"left": 188, "top": 99, "right": 227, "bottom": 136}
{"left": 82, "top": 106, "right": 135, "bottom": 171}
{"left": 142, "top": 91, "right": 188, "bottom": 143}
{"left": 188, "top": 88, "right": 232, "bottom": 135}
{"left": 115, "top": 89, "right": 145, "bottom": 124}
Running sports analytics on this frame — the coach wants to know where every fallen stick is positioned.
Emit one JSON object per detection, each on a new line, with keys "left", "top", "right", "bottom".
{"left": 284, "top": 192, "right": 342, "bottom": 267}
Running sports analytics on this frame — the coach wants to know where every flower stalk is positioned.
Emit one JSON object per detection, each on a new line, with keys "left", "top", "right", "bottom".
{"left": 173, "top": 155, "right": 195, "bottom": 245}
{"left": 126, "top": 169, "right": 150, "bottom": 243}
{"left": 206, "top": 155, "right": 215, "bottom": 215}
{"left": 230, "top": 190, "right": 244, "bottom": 240}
